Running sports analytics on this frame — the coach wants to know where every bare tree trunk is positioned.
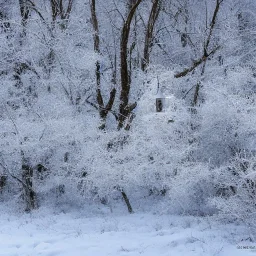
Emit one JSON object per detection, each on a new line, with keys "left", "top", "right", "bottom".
{"left": 50, "top": 0, "right": 58, "bottom": 22}
{"left": 19, "top": 0, "right": 30, "bottom": 26}
{"left": 115, "top": 185, "right": 133, "bottom": 213}
{"left": 50, "top": 0, "right": 73, "bottom": 21}
{"left": 0, "top": 175, "right": 7, "bottom": 192}
{"left": 0, "top": 9, "right": 10, "bottom": 34}
{"left": 90, "top": 0, "right": 103, "bottom": 111}
{"left": 141, "top": 0, "right": 161, "bottom": 71}
{"left": 50, "top": 0, "right": 73, "bottom": 28}
{"left": 0, "top": 153, "right": 37, "bottom": 212}
{"left": 121, "top": 191, "right": 133, "bottom": 213}
{"left": 19, "top": 0, "right": 30, "bottom": 39}
{"left": 118, "top": 0, "right": 142, "bottom": 129}
{"left": 90, "top": 0, "right": 116, "bottom": 129}
{"left": 21, "top": 151, "right": 37, "bottom": 212}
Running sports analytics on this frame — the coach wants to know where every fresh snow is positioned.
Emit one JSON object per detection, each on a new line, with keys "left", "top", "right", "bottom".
{"left": 0, "top": 210, "right": 254, "bottom": 256}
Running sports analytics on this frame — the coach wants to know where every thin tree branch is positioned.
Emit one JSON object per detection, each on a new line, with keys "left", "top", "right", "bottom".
{"left": 174, "top": 46, "right": 220, "bottom": 78}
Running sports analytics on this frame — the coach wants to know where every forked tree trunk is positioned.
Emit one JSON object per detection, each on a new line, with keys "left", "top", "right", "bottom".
{"left": 141, "top": 0, "right": 161, "bottom": 71}
{"left": 50, "top": 0, "right": 73, "bottom": 22}
{"left": 90, "top": 0, "right": 116, "bottom": 129}
{"left": 118, "top": 0, "right": 142, "bottom": 129}
{"left": 19, "top": 0, "right": 30, "bottom": 27}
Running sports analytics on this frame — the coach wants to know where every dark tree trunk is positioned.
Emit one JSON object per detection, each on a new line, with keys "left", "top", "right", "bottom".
{"left": 121, "top": 191, "right": 133, "bottom": 213}
{"left": 141, "top": 0, "right": 161, "bottom": 71}
{"left": 21, "top": 152, "right": 37, "bottom": 212}
{"left": 19, "top": 0, "right": 30, "bottom": 38}
{"left": 50, "top": 0, "right": 58, "bottom": 22}
{"left": 90, "top": 0, "right": 116, "bottom": 129}
{"left": 19, "top": 0, "right": 30, "bottom": 26}
{"left": 115, "top": 185, "right": 133, "bottom": 213}
{"left": 50, "top": 0, "right": 73, "bottom": 27}
{"left": 118, "top": 0, "right": 142, "bottom": 129}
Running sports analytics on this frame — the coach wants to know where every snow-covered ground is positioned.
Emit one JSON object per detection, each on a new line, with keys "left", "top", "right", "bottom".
{"left": 0, "top": 209, "right": 255, "bottom": 256}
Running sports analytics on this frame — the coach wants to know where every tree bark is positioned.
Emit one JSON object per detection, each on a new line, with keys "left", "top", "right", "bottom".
{"left": 90, "top": 0, "right": 116, "bottom": 129}
{"left": 121, "top": 191, "right": 133, "bottom": 213}
{"left": 50, "top": 0, "right": 73, "bottom": 26}
{"left": 19, "top": 0, "right": 30, "bottom": 38}
{"left": 19, "top": 0, "right": 30, "bottom": 26}
{"left": 118, "top": 0, "right": 142, "bottom": 129}
{"left": 141, "top": 0, "right": 161, "bottom": 71}
{"left": 21, "top": 151, "right": 37, "bottom": 212}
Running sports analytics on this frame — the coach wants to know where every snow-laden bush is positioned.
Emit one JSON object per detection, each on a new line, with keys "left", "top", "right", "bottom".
{"left": 1, "top": 0, "right": 256, "bottom": 218}
{"left": 1, "top": 59, "right": 256, "bottom": 217}
{"left": 167, "top": 163, "right": 217, "bottom": 215}
{"left": 194, "top": 65, "right": 256, "bottom": 166}
{"left": 75, "top": 72, "right": 193, "bottom": 205}
{"left": 210, "top": 153, "right": 256, "bottom": 227}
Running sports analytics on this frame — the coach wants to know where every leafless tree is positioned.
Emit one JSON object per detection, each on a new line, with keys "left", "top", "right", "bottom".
{"left": 50, "top": 0, "right": 73, "bottom": 23}
{"left": 174, "top": 0, "right": 224, "bottom": 106}
{"left": 90, "top": 0, "right": 117, "bottom": 129}
{"left": 118, "top": 0, "right": 142, "bottom": 130}
{"left": 19, "top": 0, "right": 30, "bottom": 28}
{"left": 21, "top": 152, "right": 38, "bottom": 212}
{"left": 141, "top": 0, "right": 162, "bottom": 71}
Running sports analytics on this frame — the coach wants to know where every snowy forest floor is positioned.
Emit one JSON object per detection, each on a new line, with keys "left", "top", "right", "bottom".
{"left": 0, "top": 206, "right": 255, "bottom": 256}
